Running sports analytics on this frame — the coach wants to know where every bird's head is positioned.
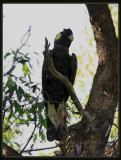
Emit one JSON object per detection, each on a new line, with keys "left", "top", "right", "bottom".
{"left": 54, "top": 28, "right": 74, "bottom": 49}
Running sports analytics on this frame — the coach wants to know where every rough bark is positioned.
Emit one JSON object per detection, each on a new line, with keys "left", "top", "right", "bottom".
{"left": 65, "top": 4, "right": 118, "bottom": 156}
{"left": 104, "top": 140, "right": 118, "bottom": 156}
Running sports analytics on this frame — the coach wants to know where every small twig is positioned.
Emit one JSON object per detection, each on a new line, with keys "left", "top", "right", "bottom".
{"left": 22, "top": 146, "right": 58, "bottom": 153}
{"left": 18, "top": 26, "right": 31, "bottom": 52}
{"left": 109, "top": 121, "right": 118, "bottom": 129}
{"left": 20, "top": 103, "right": 37, "bottom": 154}
{"left": 20, "top": 124, "right": 36, "bottom": 154}
{"left": 4, "top": 26, "right": 31, "bottom": 76}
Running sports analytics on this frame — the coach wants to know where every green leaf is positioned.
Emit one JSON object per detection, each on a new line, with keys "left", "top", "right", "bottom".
{"left": 12, "top": 51, "right": 16, "bottom": 56}
{"left": 6, "top": 80, "right": 16, "bottom": 96}
{"left": 28, "top": 73, "right": 31, "bottom": 82}
{"left": 30, "top": 144, "right": 34, "bottom": 149}
{"left": 30, "top": 105, "right": 36, "bottom": 113}
{"left": 40, "top": 132, "right": 45, "bottom": 142}
{"left": 39, "top": 114, "right": 44, "bottom": 121}
{"left": 24, "top": 83, "right": 29, "bottom": 86}
{"left": 6, "top": 78, "right": 13, "bottom": 88}
{"left": 22, "top": 63, "right": 29, "bottom": 76}
{"left": 14, "top": 142, "right": 21, "bottom": 148}
{"left": 4, "top": 52, "right": 11, "bottom": 60}
{"left": 38, "top": 102, "right": 45, "bottom": 111}
{"left": 41, "top": 120, "right": 47, "bottom": 128}
{"left": 28, "top": 114, "right": 32, "bottom": 121}
{"left": 25, "top": 93, "right": 30, "bottom": 101}
{"left": 29, "top": 117, "right": 36, "bottom": 122}
{"left": 19, "top": 77, "right": 26, "bottom": 83}
{"left": 25, "top": 53, "right": 29, "bottom": 57}
{"left": 18, "top": 59, "right": 29, "bottom": 64}
{"left": 33, "top": 52, "right": 39, "bottom": 55}
{"left": 9, "top": 100, "right": 13, "bottom": 106}
{"left": 31, "top": 85, "right": 37, "bottom": 93}
{"left": 7, "top": 112, "right": 13, "bottom": 122}
{"left": 18, "top": 118, "right": 27, "bottom": 124}
{"left": 15, "top": 129, "right": 22, "bottom": 135}
{"left": 18, "top": 86, "right": 24, "bottom": 94}
{"left": 33, "top": 133, "right": 37, "bottom": 143}
{"left": 14, "top": 101, "right": 22, "bottom": 114}
{"left": 16, "top": 86, "right": 24, "bottom": 101}
{"left": 65, "top": 102, "right": 71, "bottom": 108}
{"left": 13, "top": 82, "right": 17, "bottom": 91}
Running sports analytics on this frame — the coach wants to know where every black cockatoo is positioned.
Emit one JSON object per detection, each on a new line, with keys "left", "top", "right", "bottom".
{"left": 42, "top": 28, "right": 77, "bottom": 141}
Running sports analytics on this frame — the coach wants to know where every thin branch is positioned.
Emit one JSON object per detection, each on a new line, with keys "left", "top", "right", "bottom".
{"left": 3, "top": 26, "right": 31, "bottom": 76}
{"left": 20, "top": 103, "right": 37, "bottom": 154}
{"left": 109, "top": 121, "right": 118, "bottom": 129}
{"left": 20, "top": 119, "right": 36, "bottom": 154}
{"left": 18, "top": 26, "right": 31, "bottom": 52}
{"left": 22, "top": 146, "right": 58, "bottom": 153}
{"left": 3, "top": 106, "right": 28, "bottom": 132}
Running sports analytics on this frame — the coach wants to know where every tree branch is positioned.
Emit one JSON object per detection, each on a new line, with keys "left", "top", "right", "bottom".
{"left": 22, "top": 146, "right": 58, "bottom": 153}
{"left": 43, "top": 37, "right": 91, "bottom": 123}
{"left": 20, "top": 103, "right": 37, "bottom": 154}
{"left": 3, "top": 26, "right": 31, "bottom": 76}
{"left": 20, "top": 122, "right": 37, "bottom": 154}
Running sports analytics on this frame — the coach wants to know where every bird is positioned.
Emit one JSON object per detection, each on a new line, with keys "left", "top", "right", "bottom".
{"left": 42, "top": 28, "right": 77, "bottom": 141}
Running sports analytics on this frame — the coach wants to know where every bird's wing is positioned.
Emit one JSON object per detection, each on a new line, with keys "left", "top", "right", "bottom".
{"left": 70, "top": 53, "right": 78, "bottom": 85}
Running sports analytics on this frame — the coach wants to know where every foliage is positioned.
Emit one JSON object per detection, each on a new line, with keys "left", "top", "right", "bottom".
{"left": 3, "top": 27, "right": 46, "bottom": 155}
{"left": 108, "top": 4, "right": 118, "bottom": 37}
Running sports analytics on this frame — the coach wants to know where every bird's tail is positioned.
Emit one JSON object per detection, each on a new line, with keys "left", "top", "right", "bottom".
{"left": 46, "top": 101, "right": 67, "bottom": 141}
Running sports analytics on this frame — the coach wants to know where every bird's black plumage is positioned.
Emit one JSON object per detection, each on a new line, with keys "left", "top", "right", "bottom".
{"left": 42, "top": 28, "right": 77, "bottom": 141}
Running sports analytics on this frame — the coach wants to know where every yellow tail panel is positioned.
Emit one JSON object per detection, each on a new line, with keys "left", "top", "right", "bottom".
{"left": 47, "top": 101, "right": 65, "bottom": 130}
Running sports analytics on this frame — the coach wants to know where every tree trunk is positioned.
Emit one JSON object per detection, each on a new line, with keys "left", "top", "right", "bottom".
{"left": 65, "top": 4, "right": 118, "bottom": 156}
{"left": 104, "top": 139, "right": 118, "bottom": 156}
{"left": 2, "top": 142, "right": 22, "bottom": 156}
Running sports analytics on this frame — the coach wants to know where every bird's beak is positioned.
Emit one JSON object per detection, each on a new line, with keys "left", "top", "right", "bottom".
{"left": 68, "top": 34, "right": 74, "bottom": 41}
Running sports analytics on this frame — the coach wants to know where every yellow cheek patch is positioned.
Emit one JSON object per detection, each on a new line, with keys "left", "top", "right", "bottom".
{"left": 55, "top": 33, "right": 62, "bottom": 40}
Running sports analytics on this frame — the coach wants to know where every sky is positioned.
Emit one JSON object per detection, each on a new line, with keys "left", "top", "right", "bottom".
{"left": 3, "top": 4, "right": 97, "bottom": 156}
{"left": 3, "top": 4, "right": 96, "bottom": 101}
{"left": 3, "top": 4, "right": 88, "bottom": 53}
